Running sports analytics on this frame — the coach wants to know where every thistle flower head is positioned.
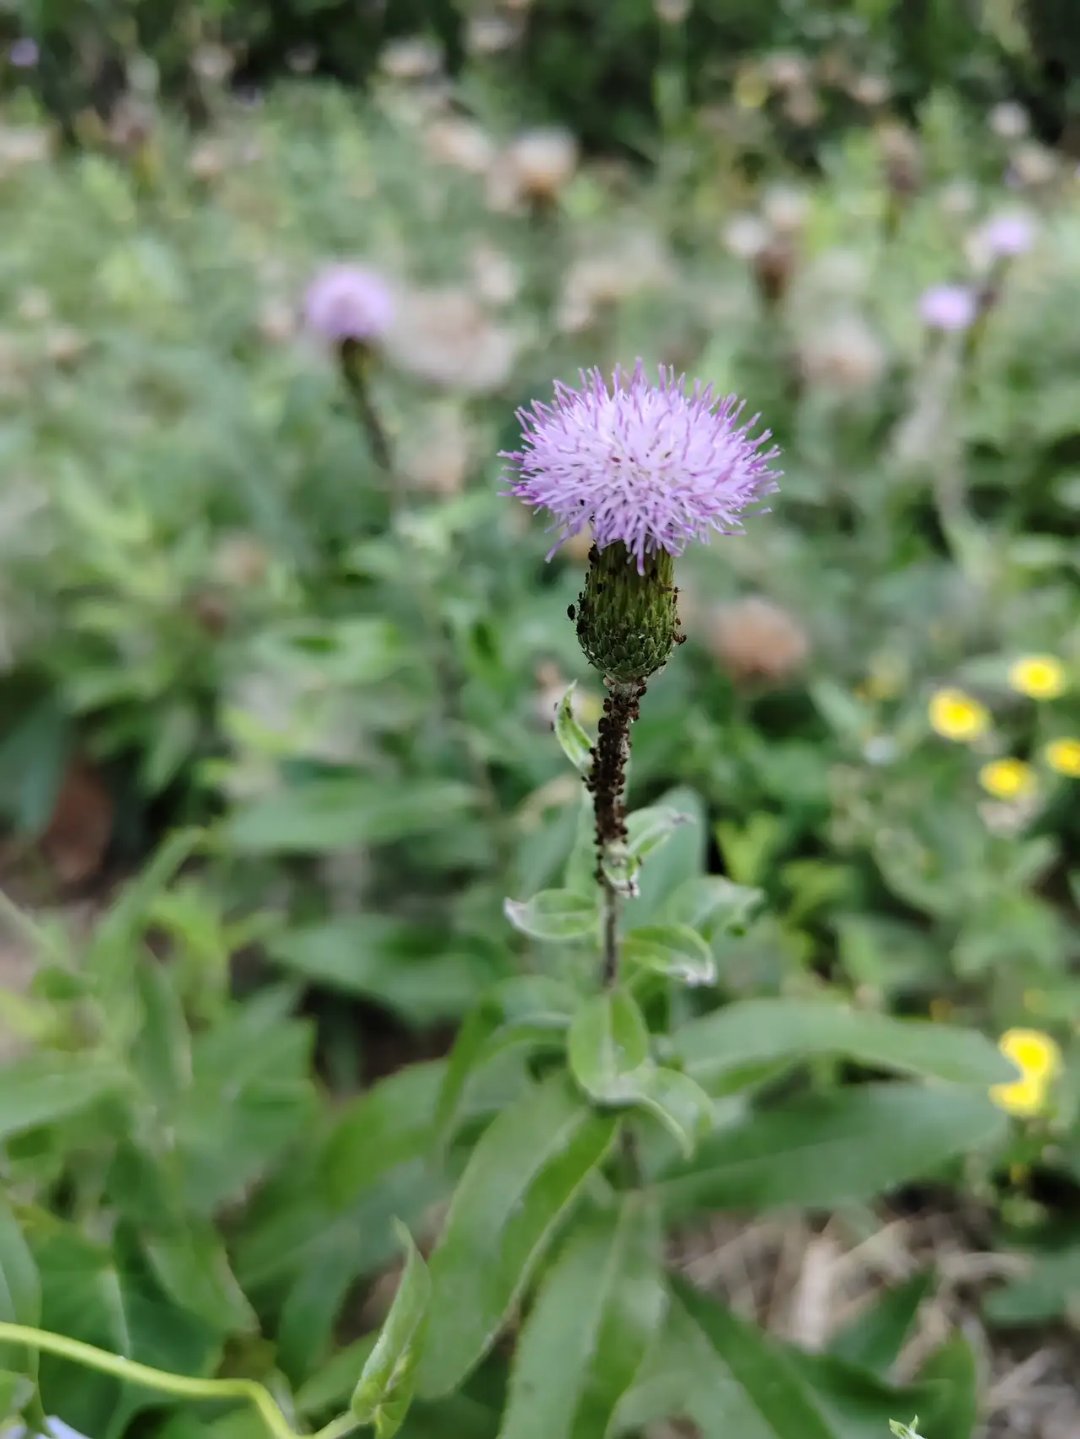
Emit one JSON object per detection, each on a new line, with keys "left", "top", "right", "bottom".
{"left": 303, "top": 264, "right": 394, "bottom": 345}
{"left": 503, "top": 361, "right": 780, "bottom": 573}
{"left": 918, "top": 283, "right": 977, "bottom": 332}
{"left": 980, "top": 211, "right": 1036, "bottom": 258}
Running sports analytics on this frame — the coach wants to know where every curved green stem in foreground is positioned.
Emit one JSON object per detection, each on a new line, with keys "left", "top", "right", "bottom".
{"left": 0, "top": 1323, "right": 361, "bottom": 1439}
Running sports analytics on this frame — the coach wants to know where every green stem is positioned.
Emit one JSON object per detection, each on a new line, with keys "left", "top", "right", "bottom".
{"left": 0, "top": 1322, "right": 298, "bottom": 1439}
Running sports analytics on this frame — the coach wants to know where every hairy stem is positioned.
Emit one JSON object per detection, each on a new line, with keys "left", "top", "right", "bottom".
{"left": 340, "top": 339, "right": 393, "bottom": 474}
{"left": 587, "top": 680, "right": 645, "bottom": 987}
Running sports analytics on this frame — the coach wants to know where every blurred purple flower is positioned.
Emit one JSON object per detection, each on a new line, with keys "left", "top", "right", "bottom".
{"left": 8, "top": 37, "right": 39, "bottom": 68}
{"left": 918, "top": 283, "right": 977, "bottom": 332}
{"left": 303, "top": 264, "right": 394, "bottom": 344}
{"left": 980, "top": 211, "right": 1036, "bottom": 258}
{"left": 503, "top": 360, "right": 780, "bottom": 572}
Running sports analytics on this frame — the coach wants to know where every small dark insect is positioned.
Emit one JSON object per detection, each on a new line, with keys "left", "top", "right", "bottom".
{"left": 567, "top": 604, "right": 576, "bottom": 620}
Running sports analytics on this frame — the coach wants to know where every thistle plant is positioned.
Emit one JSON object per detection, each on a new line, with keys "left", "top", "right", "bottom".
{"left": 504, "top": 361, "right": 779, "bottom": 985}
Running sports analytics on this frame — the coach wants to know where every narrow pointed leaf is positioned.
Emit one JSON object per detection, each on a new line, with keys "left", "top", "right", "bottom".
{"left": 677, "top": 998, "right": 1016, "bottom": 1088}
{"left": 419, "top": 1077, "right": 619, "bottom": 1398}
{"left": 675, "top": 1281, "right": 838, "bottom": 1439}
{"left": 658, "top": 1085, "right": 1006, "bottom": 1218}
{"left": 498, "top": 1198, "right": 666, "bottom": 1439}
{"left": 437, "top": 978, "right": 576, "bottom": 1139}
{"left": 829, "top": 1271, "right": 934, "bottom": 1375}
{"left": 351, "top": 1222, "right": 431, "bottom": 1439}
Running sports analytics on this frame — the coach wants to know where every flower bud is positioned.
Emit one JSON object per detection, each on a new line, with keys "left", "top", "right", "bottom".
{"left": 575, "top": 543, "right": 681, "bottom": 683}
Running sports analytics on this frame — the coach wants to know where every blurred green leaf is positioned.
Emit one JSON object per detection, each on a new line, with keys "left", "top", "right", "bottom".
{"left": 323, "top": 1061, "right": 445, "bottom": 1208}
{"left": 351, "top": 1222, "right": 431, "bottom": 1439}
{"left": 141, "top": 1223, "right": 256, "bottom": 1336}
{"left": 658, "top": 1085, "right": 1006, "bottom": 1217}
{"left": 0, "top": 1057, "right": 124, "bottom": 1143}
{"left": 631, "top": 1067, "right": 714, "bottom": 1159}
{"left": 269, "top": 917, "right": 499, "bottom": 1024}
{"left": 568, "top": 991, "right": 651, "bottom": 1103}
{"left": 437, "top": 979, "right": 575, "bottom": 1140}
{"left": 503, "top": 889, "right": 599, "bottom": 942}
{"left": 419, "top": 1077, "right": 619, "bottom": 1398}
{"left": 498, "top": 1198, "right": 666, "bottom": 1439}
{"left": 554, "top": 685, "right": 593, "bottom": 774}
{"left": 0, "top": 1198, "right": 40, "bottom": 1388}
{"left": 667, "top": 1283, "right": 839, "bottom": 1439}
{"left": 676, "top": 999, "right": 1016, "bottom": 1088}
{"left": 983, "top": 1244, "right": 1080, "bottom": 1326}
{"left": 222, "top": 779, "right": 474, "bottom": 853}
{"left": 913, "top": 1336, "right": 978, "bottom": 1439}
{"left": 624, "top": 787, "right": 706, "bottom": 927}
{"left": 829, "top": 1271, "right": 934, "bottom": 1375}
{"left": 660, "top": 875, "right": 764, "bottom": 938}
{"left": 623, "top": 923, "right": 716, "bottom": 986}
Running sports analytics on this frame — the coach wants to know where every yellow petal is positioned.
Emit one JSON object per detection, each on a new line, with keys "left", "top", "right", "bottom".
{"left": 1008, "top": 655, "right": 1066, "bottom": 700}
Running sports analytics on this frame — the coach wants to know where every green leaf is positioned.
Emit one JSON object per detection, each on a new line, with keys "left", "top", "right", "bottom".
{"left": 436, "top": 979, "right": 575, "bottom": 1140}
{"left": 142, "top": 1223, "right": 256, "bottom": 1335}
{"left": 658, "top": 1284, "right": 840, "bottom": 1439}
{"left": 661, "top": 875, "right": 764, "bottom": 937}
{"left": 351, "top": 1222, "right": 431, "bottom": 1439}
{"left": 323, "top": 1061, "right": 445, "bottom": 1208}
{"left": 625, "top": 807, "right": 692, "bottom": 868}
{"left": 0, "top": 1056, "right": 123, "bottom": 1142}
{"left": 268, "top": 917, "right": 498, "bottom": 1024}
{"left": 784, "top": 1349, "right": 945, "bottom": 1439}
{"left": 603, "top": 808, "right": 693, "bottom": 896}
{"left": 624, "top": 787, "right": 706, "bottom": 927}
{"left": 554, "top": 684, "right": 593, "bottom": 774}
{"left": 676, "top": 999, "right": 1016, "bottom": 1088}
{"left": 130, "top": 960, "right": 192, "bottom": 1107}
{"left": 631, "top": 1068, "right": 714, "bottom": 1159}
{"left": 829, "top": 1271, "right": 934, "bottom": 1375}
{"left": 568, "top": 991, "right": 650, "bottom": 1104}
{"left": 221, "top": 779, "right": 473, "bottom": 854}
{"left": 658, "top": 1084, "right": 1006, "bottom": 1218}
{"left": 0, "top": 1202, "right": 40, "bottom": 1329}
{"left": 0, "top": 1370, "right": 35, "bottom": 1415}
{"left": 676, "top": 1283, "right": 837, "bottom": 1438}
{"left": 623, "top": 923, "right": 716, "bottom": 986}
{"left": 914, "top": 1336, "right": 978, "bottom": 1439}
{"left": 983, "top": 1244, "right": 1080, "bottom": 1326}
{"left": 0, "top": 1198, "right": 40, "bottom": 1383}
{"left": 504, "top": 889, "right": 598, "bottom": 943}
{"left": 419, "top": 1076, "right": 619, "bottom": 1398}
{"left": 498, "top": 1199, "right": 666, "bottom": 1439}
{"left": 296, "top": 1334, "right": 377, "bottom": 1418}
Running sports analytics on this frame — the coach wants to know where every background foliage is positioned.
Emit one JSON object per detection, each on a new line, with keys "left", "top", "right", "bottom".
{"left": 1, "top": 1, "right": 1079, "bottom": 1437}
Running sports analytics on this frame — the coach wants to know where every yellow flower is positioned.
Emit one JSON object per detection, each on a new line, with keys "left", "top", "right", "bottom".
{"left": 734, "top": 68, "right": 769, "bottom": 110}
{"left": 1008, "top": 654, "right": 1066, "bottom": 700}
{"left": 979, "top": 757, "right": 1037, "bottom": 801}
{"left": 928, "top": 688, "right": 989, "bottom": 742}
{"left": 1044, "top": 737, "right": 1080, "bottom": 778}
{"left": 990, "top": 1028, "right": 1062, "bottom": 1117}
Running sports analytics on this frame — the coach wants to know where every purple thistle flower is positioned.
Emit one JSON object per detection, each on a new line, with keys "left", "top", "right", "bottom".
{"left": 979, "top": 211, "right": 1036, "bottom": 259}
{"left": 918, "top": 282, "right": 977, "bottom": 333}
{"left": 8, "top": 36, "right": 40, "bottom": 68}
{"left": 303, "top": 264, "right": 394, "bottom": 345}
{"left": 502, "top": 361, "right": 780, "bottom": 572}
